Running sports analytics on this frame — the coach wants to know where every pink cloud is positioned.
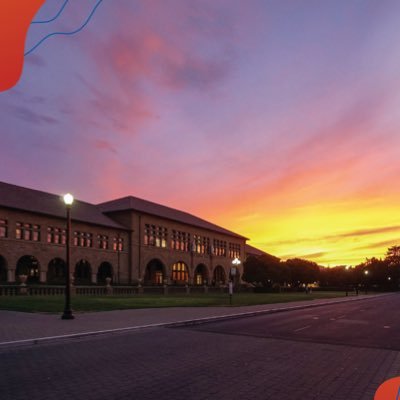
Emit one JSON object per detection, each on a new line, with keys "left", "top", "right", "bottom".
{"left": 86, "top": 1, "right": 234, "bottom": 91}
{"left": 94, "top": 139, "right": 117, "bottom": 154}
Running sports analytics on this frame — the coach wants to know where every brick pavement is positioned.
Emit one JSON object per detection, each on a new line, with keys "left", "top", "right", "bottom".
{"left": 0, "top": 293, "right": 392, "bottom": 346}
{"left": 1, "top": 324, "right": 399, "bottom": 400}
{"left": 0, "top": 293, "right": 399, "bottom": 400}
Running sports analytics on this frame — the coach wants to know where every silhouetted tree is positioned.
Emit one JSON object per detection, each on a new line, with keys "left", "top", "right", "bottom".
{"left": 244, "top": 245, "right": 400, "bottom": 292}
{"left": 386, "top": 245, "right": 400, "bottom": 261}
{"left": 384, "top": 246, "right": 400, "bottom": 289}
{"left": 243, "top": 254, "right": 281, "bottom": 287}
{"left": 285, "top": 258, "right": 320, "bottom": 286}
{"left": 353, "top": 256, "right": 393, "bottom": 290}
{"left": 319, "top": 266, "right": 349, "bottom": 287}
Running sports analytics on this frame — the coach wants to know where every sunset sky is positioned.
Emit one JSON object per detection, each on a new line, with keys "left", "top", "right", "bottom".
{"left": 1, "top": 0, "right": 400, "bottom": 266}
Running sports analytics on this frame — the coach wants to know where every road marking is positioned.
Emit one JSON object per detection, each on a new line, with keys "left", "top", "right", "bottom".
{"left": 384, "top": 326, "right": 391, "bottom": 329}
{"left": 312, "top": 317, "right": 319, "bottom": 320}
{"left": 330, "top": 318, "right": 336, "bottom": 321}
{"left": 294, "top": 325, "right": 311, "bottom": 332}
{"left": 337, "top": 315, "right": 345, "bottom": 319}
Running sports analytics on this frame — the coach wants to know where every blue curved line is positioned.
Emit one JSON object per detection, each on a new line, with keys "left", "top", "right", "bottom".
{"left": 25, "top": 0, "right": 103, "bottom": 56}
{"left": 31, "top": 0, "right": 69, "bottom": 24}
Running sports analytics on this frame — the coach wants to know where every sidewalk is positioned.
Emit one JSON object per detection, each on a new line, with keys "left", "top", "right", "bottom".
{"left": 0, "top": 293, "right": 392, "bottom": 347}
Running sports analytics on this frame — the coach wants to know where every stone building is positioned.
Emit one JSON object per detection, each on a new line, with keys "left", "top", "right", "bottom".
{"left": 0, "top": 181, "right": 248, "bottom": 286}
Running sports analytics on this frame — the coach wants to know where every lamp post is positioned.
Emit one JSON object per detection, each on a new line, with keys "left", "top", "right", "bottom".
{"left": 117, "top": 232, "right": 121, "bottom": 284}
{"left": 62, "top": 193, "right": 74, "bottom": 320}
{"left": 345, "top": 266, "right": 350, "bottom": 296}
{"left": 230, "top": 257, "right": 241, "bottom": 305}
{"left": 364, "top": 270, "right": 369, "bottom": 295}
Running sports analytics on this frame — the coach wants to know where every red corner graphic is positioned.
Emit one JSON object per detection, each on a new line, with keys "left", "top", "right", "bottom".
{"left": 0, "top": 0, "right": 46, "bottom": 92}
{"left": 375, "top": 377, "right": 400, "bottom": 400}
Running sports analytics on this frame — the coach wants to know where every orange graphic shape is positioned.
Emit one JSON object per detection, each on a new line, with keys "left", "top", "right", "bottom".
{"left": 0, "top": 0, "right": 46, "bottom": 92}
{"left": 374, "top": 376, "right": 400, "bottom": 399}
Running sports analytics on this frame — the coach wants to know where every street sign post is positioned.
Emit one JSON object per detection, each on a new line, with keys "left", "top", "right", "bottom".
{"left": 228, "top": 281, "right": 233, "bottom": 305}
{"left": 229, "top": 258, "right": 241, "bottom": 306}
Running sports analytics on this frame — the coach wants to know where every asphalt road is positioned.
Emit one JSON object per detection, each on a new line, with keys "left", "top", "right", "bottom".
{"left": 1, "top": 295, "right": 400, "bottom": 400}
{"left": 187, "top": 294, "right": 400, "bottom": 350}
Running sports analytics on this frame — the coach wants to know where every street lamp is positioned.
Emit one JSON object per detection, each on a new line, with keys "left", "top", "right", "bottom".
{"left": 345, "top": 266, "right": 350, "bottom": 296}
{"left": 62, "top": 193, "right": 74, "bottom": 320}
{"left": 232, "top": 257, "right": 241, "bottom": 273}
{"left": 117, "top": 232, "right": 121, "bottom": 284}
{"left": 364, "top": 270, "right": 369, "bottom": 295}
{"left": 229, "top": 257, "right": 241, "bottom": 305}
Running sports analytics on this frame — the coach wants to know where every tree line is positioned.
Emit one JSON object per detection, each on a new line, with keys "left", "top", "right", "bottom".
{"left": 242, "top": 245, "right": 400, "bottom": 290}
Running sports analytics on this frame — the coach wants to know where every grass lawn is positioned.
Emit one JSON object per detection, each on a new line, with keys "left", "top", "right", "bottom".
{"left": 0, "top": 291, "right": 348, "bottom": 313}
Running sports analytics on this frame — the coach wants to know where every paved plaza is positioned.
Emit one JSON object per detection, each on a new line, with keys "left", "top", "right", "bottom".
{"left": 1, "top": 293, "right": 399, "bottom": 400}
{"left": 0, "top": 294, "right": 382, "bottom": 346}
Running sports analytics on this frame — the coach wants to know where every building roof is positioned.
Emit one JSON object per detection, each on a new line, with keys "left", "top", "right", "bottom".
{"left": 0, "top": 181, "right": 124, "bottom": 229}
{"left": 98, "top": 196, "right": 247, "bottom": 239}
{"left": 245, "top": 244, "right": 270, "bottom": 257}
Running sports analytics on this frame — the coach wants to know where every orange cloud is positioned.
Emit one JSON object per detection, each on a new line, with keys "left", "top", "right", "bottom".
{"left": 0, "top": 0, "right": 45, "bottom": 92}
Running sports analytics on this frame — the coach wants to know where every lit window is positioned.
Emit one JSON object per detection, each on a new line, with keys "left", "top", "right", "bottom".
{"left": 47, "top": 227, "right": 66, "bottom": 244}
{"left": 229, "top": 243, "right": 241, "bottom": 259}
{"left": 193, "top": 235, "right": 210, "bottom": 254}
{"left": 0, "top": 219, "right": 8, "bottom": 238}
{"left": 32, "top": 225, "right": 40, "bottom": 242}
{"left": 213, "top": 239, "right": 227, "bottom": 257}
{"left": 16, "top": 222, "right": 40, "bottom": 242}
{"left": 172, "top": 262, "right": 188, "bottom": 282}
{"left": 23, "top": 224, "right": 31, "bottom": 241}
{"left": 113, "top": 236, "right": 123, "bottom": 251}
{"left": 155, "top": 271, "right": 163, "bottom": 284}
{"left": 73, "top": 231, "right": 93, "bottom": 247}
{"left": 98, "top": 234, "right": 109, "bottom": 250}
{"left": 16, "top": 222, "right": 22, "bottom": 239}
{"left": 144, "top": 224, "right": 167, "bottom": 248}
{"left": 171, "top": 230, "right": 190, "bottom": 252}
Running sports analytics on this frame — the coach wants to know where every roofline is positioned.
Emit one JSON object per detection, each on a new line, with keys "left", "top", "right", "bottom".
{"left": 0, "top": 205, "right": 127, "bottom": 231}
{"left": 102, "top": 207, "right": 248, "bottom": 240}
{"left": 0, "top": 182, "right": 247, "bottom": 239}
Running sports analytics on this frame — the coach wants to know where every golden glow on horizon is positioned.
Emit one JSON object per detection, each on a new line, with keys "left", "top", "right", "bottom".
{"left": 211, "top": 196, "right": 400, "bottom": 267}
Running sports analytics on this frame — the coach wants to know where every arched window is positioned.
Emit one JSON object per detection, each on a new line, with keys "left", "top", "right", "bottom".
{"left": 74, "top": 259, "right": 91, "bottom": 284}
{"left": 213, "top": 265, "right": 226, "bottom": 285}
{"left": 144, "top": 259, "right": 165, "bottom": 285}
{"left": 194, "top": 264, "right": 208, "bottom": 285}
{"left": 16, "top": 255, "right": 40, "bottom": 283}
{"left": 171, "top": 262, "right": 188, "bottom": 284}
{"left": 0, "top": 255, "right": 7, "bottom": 282}
{"left": 47, "top": 258, "right": 66, "bottom": 284}
{"left": 97, "top": 262, "right": 113, "bottom": 284}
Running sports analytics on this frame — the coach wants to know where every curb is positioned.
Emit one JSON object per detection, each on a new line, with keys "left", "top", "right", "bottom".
{"left": 165, "top": 292, "right": 394, "bottom": 328}
{"left": 0, "top": 293, "right": 395, "bottom": 350}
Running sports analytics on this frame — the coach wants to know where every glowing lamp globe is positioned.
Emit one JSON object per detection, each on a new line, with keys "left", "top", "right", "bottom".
{"left": 63, "top": 193, "right": 74, "bottom": 206}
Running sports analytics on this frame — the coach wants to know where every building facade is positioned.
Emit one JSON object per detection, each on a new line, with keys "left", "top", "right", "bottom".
{"left": 0, "top": 182, "right": 248, "bottom": 286}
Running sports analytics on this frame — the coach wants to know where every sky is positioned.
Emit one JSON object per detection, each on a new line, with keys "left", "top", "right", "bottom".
{"left": 1, "top": 0, "right": 400, "bottom": 266}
